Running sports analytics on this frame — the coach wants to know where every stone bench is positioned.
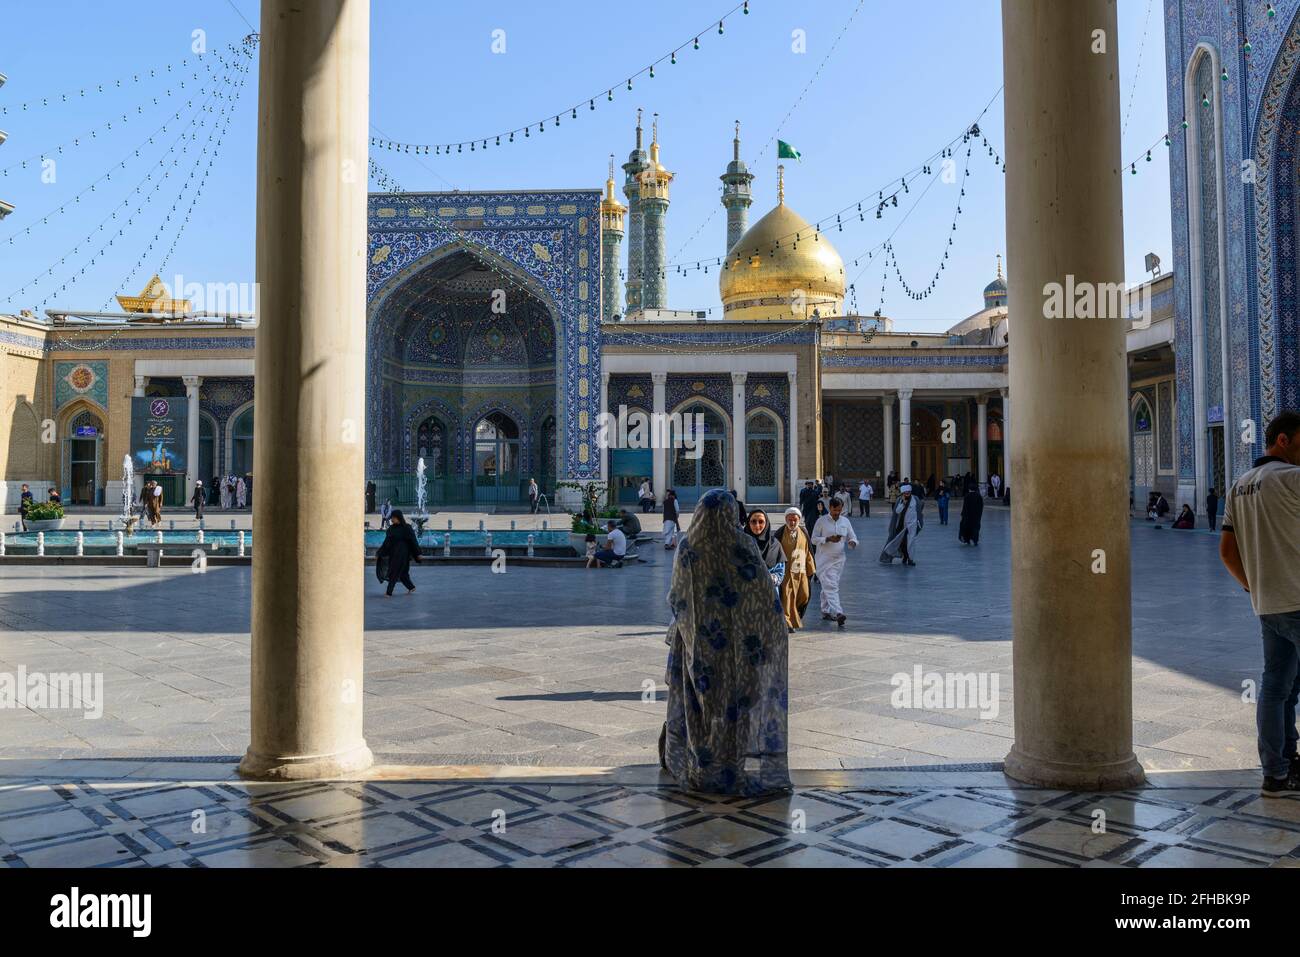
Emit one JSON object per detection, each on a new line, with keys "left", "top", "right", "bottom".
{"left": 132, "top": 541, "right": 218, "bottom": 568}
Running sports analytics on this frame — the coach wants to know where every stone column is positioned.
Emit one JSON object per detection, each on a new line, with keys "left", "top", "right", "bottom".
{"left": 240, "top": 0, "right": 373, "bottom": 781}
{"left": 133, "top": 376, "right": 147, "bottom": 397}
{"left": 1002, "top": 0, "right": 1142, "bottom": 790}
{"left": 1000, "top": 387, "right": 1011, "bottom": 491}
{"left": 652, "top": 372, "right": 667, "bottom": 503}
{"left": 183, "top": 375, "right": 202, "bottom": 502}
{"left": 977, "top": 397, "right": 989, "bottom": 492}
{"left": 732, "top": 372, "right": 747, "bottom": 497}
{"left": 600, "top": 371, "right": 610, "bottom": 492}
{"left": 898, "top": 388, "right": 913, "bottom": 481}
{"left": 882, "top": 394, "right": 894, "bottom": 479}
{"left": 787, "top": 370, "right": 799, "bottom": 498}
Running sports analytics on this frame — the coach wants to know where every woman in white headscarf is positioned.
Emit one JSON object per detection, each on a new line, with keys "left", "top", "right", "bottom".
{"left": 659, "top": 488, "right": 790, "bottom": 795}
{"left": 236, "top": 477, "right": 247, "bottom": 508}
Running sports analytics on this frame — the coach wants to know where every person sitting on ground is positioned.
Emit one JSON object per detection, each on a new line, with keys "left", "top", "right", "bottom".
{"left": 1173, "top": 504, "right": 1196, "bottom": 530}
{"left": 594, "top": 520, "right": 627, "bottom": 567}
{"left": 1155, "top": 493, "right": 1171, "bottom": 521}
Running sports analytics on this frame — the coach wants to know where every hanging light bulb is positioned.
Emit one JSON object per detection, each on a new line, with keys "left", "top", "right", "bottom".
{"left": 1244, "top": 38, "right": 1253, "bottom": 53}
{"left": 627, "top": 77, "right": 633, "bottom": 90}
{"left": 693, "top": 36, "right": 700, "bottom": 50}
{"left": 607, "top": 89, "right": 613, "bottom": 101}
{"left": 671, "top": 51, "right": 677, "bottom": 64}
{"left": 589, "top": 99, "right": 594, "bottom": 110}
{"left": 718, "top": 20, "right": 724, "bottom": 34}
{"left": 649, "top": 65, "right": 655, "bottom": 78}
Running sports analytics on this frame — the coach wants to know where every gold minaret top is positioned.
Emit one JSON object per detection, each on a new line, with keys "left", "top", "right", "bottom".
{"left": 638, "top": 114, "right": 673, "bottom": 200}
{"left": 600, "top": 154, "right": 626, "bottom": 229}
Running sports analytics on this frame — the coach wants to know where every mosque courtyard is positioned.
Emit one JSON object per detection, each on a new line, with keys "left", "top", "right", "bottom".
{"left": 3, "top": 506, "right": 1292, "bottom": 871}
{"left": 0, "top": 507, "right": 1258, "bottom": 771}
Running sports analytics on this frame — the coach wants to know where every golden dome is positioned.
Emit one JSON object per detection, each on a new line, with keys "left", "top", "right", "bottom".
{"left": 719, "top": 170, "right": 844, "bottom": 320}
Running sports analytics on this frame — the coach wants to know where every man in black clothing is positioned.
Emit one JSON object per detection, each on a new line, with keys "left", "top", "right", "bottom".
{"left": 1206, "top": 487, "right": 1219, "bottom": 532}
{"left": 191, "top": 481, "right": 206, "bottom": 520}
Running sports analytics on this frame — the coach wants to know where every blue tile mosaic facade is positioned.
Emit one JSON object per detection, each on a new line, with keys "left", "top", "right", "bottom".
{"left": 366, "top": 191, "right": 602, "bottom": 481}
{"left": 1166, "top": 0, "right": 1300, "bottom": 488}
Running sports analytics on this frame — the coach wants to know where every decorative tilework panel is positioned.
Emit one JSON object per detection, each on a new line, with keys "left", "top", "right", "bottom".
{"left": 53, "top": 361, "right": 108, "bottom": 412}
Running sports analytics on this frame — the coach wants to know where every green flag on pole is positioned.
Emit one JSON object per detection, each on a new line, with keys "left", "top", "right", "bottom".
{"left": 777, "top": 140, "right": 801, "bottom": 162}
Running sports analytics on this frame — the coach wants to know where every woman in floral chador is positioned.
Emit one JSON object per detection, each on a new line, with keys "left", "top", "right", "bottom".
{"left": 659, "top": 488, "right": 790, "bottom": 795}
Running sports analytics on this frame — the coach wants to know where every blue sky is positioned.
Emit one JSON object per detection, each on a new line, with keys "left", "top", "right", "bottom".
{"left": 0, "top": 0, "right": 1172, "bottom": 331}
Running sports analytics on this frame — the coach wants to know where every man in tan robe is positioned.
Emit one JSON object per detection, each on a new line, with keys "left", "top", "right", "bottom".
{"left": 776, "top": 507, "right": 815, "bottom": 631}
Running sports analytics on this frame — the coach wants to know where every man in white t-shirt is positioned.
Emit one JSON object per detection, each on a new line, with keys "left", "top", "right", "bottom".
{"left": 1220, "top": 411, "right": 1300, "bottom": 796}
{"left": 858, "top": 480, "right": 873, "bottom": 517}
{"left": 595, "top": 520, "right": 627, "bottom": 568}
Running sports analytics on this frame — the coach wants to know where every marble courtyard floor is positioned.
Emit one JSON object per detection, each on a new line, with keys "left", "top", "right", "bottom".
{"left": 1, "top": 507, "right": 1289, "bottom": 868}
{"left": 0, "top": 507, "right": 1260, "bottom": 771}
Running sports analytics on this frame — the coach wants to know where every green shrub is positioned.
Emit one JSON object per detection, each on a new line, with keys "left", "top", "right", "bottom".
{"left": 26, "top": 501, "right": 64, "bottom": 521}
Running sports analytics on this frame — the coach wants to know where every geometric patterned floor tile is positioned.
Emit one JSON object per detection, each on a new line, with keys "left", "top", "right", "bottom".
{"left": 4, "top": 767, "right": 1299, "bottom": 868}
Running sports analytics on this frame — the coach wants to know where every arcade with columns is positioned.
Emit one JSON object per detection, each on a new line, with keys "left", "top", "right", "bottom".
{"left": 232, "top": 0, "right": 1142, "bottom": 791}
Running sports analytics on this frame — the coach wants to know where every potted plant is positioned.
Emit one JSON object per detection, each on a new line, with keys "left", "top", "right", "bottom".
{"left": 25, "top": 500, "right": 66, "bottom": 532}
{"left": 557, "top": 481, "right": 619, "bottom": 555}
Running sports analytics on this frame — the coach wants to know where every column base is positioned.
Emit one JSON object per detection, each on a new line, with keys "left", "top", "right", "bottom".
{"left": 238, "top": 742, "right": 374, "bottom": 781}
{"left": 1004, "top": 746, "right": 1145, "bottom": 791}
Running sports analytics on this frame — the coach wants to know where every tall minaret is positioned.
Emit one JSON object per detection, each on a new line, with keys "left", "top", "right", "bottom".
{"left": 621, "top": 109, "right": 649, "bottom": 312}
{"left": 638, "top": 114, "right": 674, "bottom": 311}
{"left": 599, "top": 155, "right": 626, "bottom": 322}
{"left": 719, "top": 120, "right": 753, "bottom": 255}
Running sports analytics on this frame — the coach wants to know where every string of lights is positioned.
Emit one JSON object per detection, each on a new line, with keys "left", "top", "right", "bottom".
{"left": 883, "top": 145, "right": 974, "bottom": 303}
{"left": 675, "top": 88, "right": 1005, "bottom": 277}
{"left": 106, "top": 44, "right": 257, "bottom": 308}
{"left": 2, "top": 59, "right": 239, "bottom": 254}
{"left": 50, "top": 53, "right": 255, "bottom": 352}
{"left": 368, "top": 1, "right": 751, "bottom": 157}
{"left": 0, "top": 52, "right": 216, "bottom": 116}
{"left": 0, "top": 55, "right": 235, "bottom": 178}
{"left": 3, "top": 49, "right": 246, "bottom": 307}
{"left": 1122, "top": 0, "right": 1154, "bottom": 136}
{"left": 663, "top": 0, "right": 868, "bottom": 266}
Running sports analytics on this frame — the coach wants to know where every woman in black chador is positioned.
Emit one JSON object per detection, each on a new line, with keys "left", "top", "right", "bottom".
{"left": 376, "top": 509, "right": 422, "bottom": 596}
{"left": 958, "top": 484, "right": 984, "bottom": 546}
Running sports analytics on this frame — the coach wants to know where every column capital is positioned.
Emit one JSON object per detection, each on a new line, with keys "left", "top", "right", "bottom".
{"left": 651, "top": 371, "right": 668, "bottom": 385}
{"left": 977, "top": 394, "right": 989, "bottom": 406}
{"left": 134, "top": 375, "right": 148, "bottom": 389}
{"left": 1000, "top": 387, "right": 1009, "bottom": 399}
{"left": 786, "top": 369, "right": 797, "bottom": 382}
{"left": 882, "top": 393, "right": 895, "bottom": 407}
{"left": 600, "top": 370, "right": 611, "bottom": 385}
{"left": 898, "top": 387, "right": 913, "bottom": 401}
{"left": 182, "top": 375, "right": 203, "bottom": 390}
{"left": 731, "top": 371, "right": 748, "bottom": 386}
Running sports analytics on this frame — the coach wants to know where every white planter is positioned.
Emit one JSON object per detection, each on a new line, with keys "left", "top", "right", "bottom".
{"left": 26, "top": 518, "right": 65, "bottom": 532}
{"left": 569, "top": 531, "right": 608, "bottom": 556}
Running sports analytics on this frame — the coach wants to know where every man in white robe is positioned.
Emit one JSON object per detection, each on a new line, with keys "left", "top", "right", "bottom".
{"left": 880, "top": 484, "right": 922, "bottom": 566}
{"left": 811, "top": 496, "right": 858, "bottom": 626}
